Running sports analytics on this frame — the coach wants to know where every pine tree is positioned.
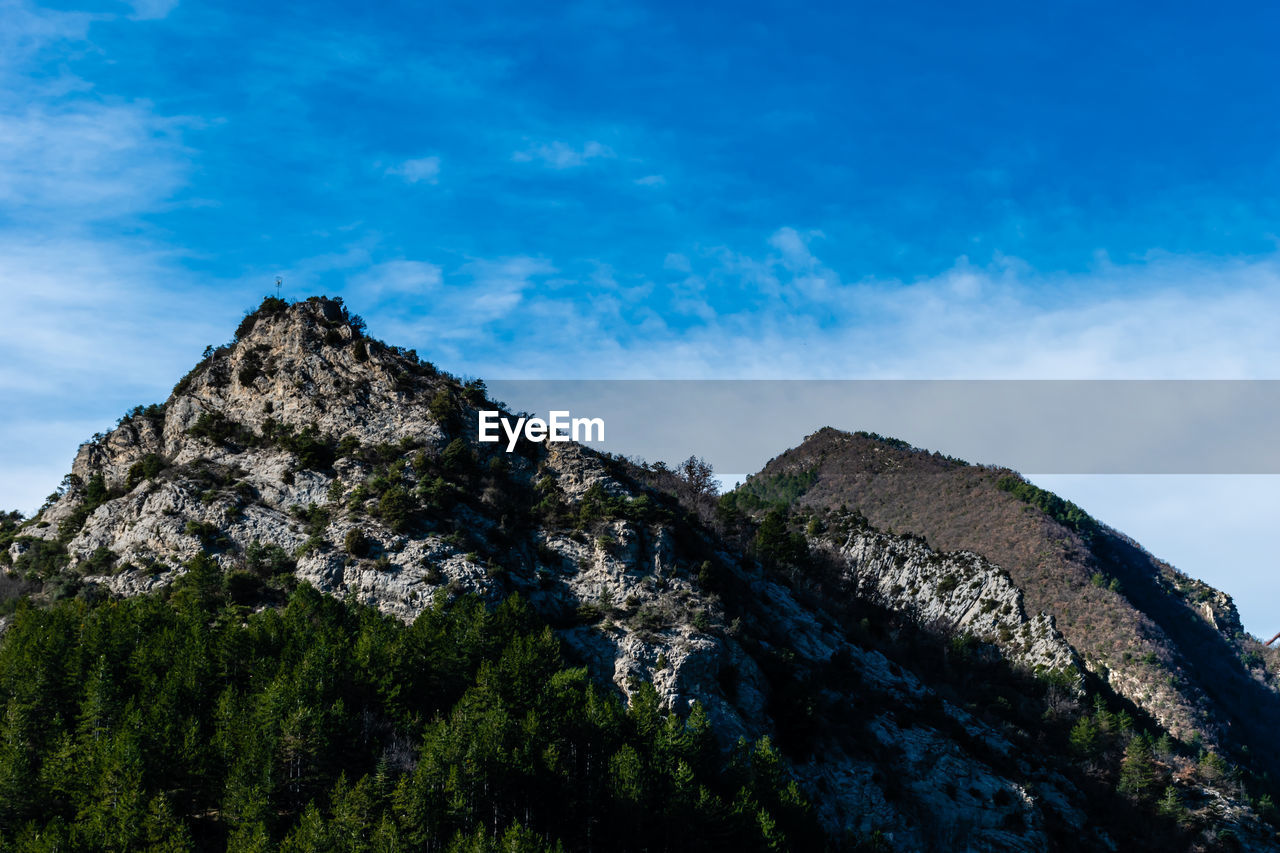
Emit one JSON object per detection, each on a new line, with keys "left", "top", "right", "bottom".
{"left": 143, "top": 793, "right": 195, "bottom": 852}
{"left": 77, "top": 718, "right": 148, "bottom": 850}
{"left": 329, "top": 773, "right": 378, "bottom": 853}
{"left": 279, "top": 802, "right": 335, "bottom": 852}
{"left": 0, "top": 701, "right": 36, "bottom": 826}
{"left": 1156, "top": 785, "right": 1186, "bottom": 825}
{"left": 1068, "top": 715, "right": 1100, "bottom": 758}
{"left": 1118, "top": 736, "right": 1159, "bottom": 801}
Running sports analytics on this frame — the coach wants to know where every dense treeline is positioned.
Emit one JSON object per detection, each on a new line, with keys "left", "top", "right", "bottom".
{"left": 0, "top": 564, "right": 818, "bottom": 851}
{"left": 994, "top": 474, "right": 1100, "bottom": 546}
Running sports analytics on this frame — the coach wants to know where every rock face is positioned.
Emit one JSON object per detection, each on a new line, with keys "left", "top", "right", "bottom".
{"left": 6, "top": 297, "right": 1279, "bottom": 851}
{"left": 832, "top": 528, "right": 1078, "bottom": 676}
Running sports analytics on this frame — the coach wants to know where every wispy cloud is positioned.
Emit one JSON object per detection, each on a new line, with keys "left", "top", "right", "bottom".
{"left": 348, "top": 259, "right": 442, "bottom": 296}
{"left": 126, "top": 0, "right": 179, "bottom": 21}
{"left": 454, "top": 256, "right": 555, "bottom": 323}
{"left": 341, "top": 229, "right": 1280, "bottom": 384}
{"left": 634, "top": 174, "right": 665, "bottom": 186}
{"left": 0, "top": 230, "right": 244, "bottom": 513}
{"left": 386, "top": 155, "right": 441, "bottom": 184}
{"left": 0, "top": 233, "right": 231, "bottom": 393}
{"left": 512, "top": 140, "right": 615, "bottom": 169}
{"left": 767, "top": 227, "right": 821, "bottom": 270}
{"left": 351, "top": 255, "right": 555, "bottom": 367}
{"left": 0, "top": 102, "right": 189, "bottom": 221}
{"left": 0, "top": 2, "right": 191, "bottom": 224}
{"left": 0, "top": 1, "right": 94, "bottom": 72}
{"left": 0, "top": 0, "right": 211, "bottom": 512}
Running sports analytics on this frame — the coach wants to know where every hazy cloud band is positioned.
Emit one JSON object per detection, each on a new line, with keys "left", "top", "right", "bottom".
{"left": 486, "top": 380, "right": 1280, "bottom": 475}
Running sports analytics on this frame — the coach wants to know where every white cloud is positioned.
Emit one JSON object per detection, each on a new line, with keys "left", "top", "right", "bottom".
{"left": 634, "top": 174, "right": 665, "bottom": 186}
{"left": 0, "top": 0, "right": 212, "bottom": 512}
{"left": 230, "top": 231, "right": 1280, "bottom": 391}
{"left": 0, "top": 101, "right": 188, "bottom": 221}
{"left": 767, "top": 226, "right": 818, "bottom": 269}
{"left": 0, "top": 234, "right": 229, "bottom": 393}
{"left": 460, "top": 256, "right": 555, "bottom": 321}
{"left": 393, "top": 231, "right": 1280, "bottom": 384}
{"left": 348, "top": 259, "right": 443, "bottom": 296}
{"left": 362, "top": 255, "right": 556, "bottom": 361}
{"left": 0, "top": 2, "right": 190, "bottom": 224}
{"left": 512, "top": 140, "right": 615, "bottom": 169}
{"left": 127, "top": 0, "right": 179, "bottom": 20}
{"left": 0, "top": 2, "right": 94, "bottom": 74}
{"left": 663, "top": 253, "right": 690, "bottom": 272}
{"left": 0, "top": 231, "right": 245, "bottom": 513}
{"left": 386, "top": 155, "right": 441, "bottom": 184}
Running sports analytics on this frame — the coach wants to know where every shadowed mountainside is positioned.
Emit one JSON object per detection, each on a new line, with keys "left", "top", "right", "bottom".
{"left": 742, "top": 427, "right": 1280, "bottom": 778}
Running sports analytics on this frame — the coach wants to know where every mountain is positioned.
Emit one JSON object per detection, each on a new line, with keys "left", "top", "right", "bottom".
{"left": 739, "top": 429, "right": 1280, "bottom": 772}
{"left": 1, "top": 296, "right": 1277, "bottom": 851}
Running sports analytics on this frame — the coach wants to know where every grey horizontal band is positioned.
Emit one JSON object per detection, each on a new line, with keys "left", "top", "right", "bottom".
{"left": 483, "top": 380, "right": 1280, "bottom": 475}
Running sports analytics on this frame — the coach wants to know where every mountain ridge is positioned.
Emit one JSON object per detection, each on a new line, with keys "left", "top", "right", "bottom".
{"left": 1, "top": 295, "right": 1277, "bottom": 851}
{"left": 741, "top": 426, "right": 1280, "bottom": 767}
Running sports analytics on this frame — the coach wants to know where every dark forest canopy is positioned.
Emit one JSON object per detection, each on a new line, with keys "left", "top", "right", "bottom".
{"left": 0, "top": 567, "right": 817, "bottom": 852}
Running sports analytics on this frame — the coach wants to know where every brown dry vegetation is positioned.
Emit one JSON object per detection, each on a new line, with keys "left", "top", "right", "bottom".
{"left": 748, "top": 427, "right": 1280, "bottom": 781}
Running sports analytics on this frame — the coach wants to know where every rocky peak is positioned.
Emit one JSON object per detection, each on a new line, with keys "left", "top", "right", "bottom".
{"left": 70, "top": 296, "right": 445, "bottom": 494}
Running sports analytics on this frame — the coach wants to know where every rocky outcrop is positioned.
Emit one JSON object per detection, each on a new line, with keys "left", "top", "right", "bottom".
{"left": 830, "top": 527, "right": 1078, "bottom": 676}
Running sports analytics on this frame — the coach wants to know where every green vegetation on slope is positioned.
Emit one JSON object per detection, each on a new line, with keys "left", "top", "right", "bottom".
{"left": 996, "top": 473, "right": 1101, "bottom": 546}
{"left": 0, "top": 569, "right": 818, "bottom": 852}
{"left": 719, "top": 469, "right": 819, "bottom": 517}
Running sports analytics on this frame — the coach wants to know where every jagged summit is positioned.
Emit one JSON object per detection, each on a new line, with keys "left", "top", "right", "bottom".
{"left": 74, "top": 296, "right": 444, "bottom": 492}
{"left": 19, "top": 295, "right": 556, "bottom": 611}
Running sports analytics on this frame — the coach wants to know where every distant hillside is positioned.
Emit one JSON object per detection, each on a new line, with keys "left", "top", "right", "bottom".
{"left": 740, "top": 427, "right": 1280, "bottom": 778}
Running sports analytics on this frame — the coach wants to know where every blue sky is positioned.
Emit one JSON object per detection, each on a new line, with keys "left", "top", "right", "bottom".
{"left": 5, "top": 0, "right": 1280, "bottom": 630}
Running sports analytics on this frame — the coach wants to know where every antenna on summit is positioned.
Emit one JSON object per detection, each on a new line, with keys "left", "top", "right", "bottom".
{"left": 275, "top": 277, "right": 283, "bottom": 299}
